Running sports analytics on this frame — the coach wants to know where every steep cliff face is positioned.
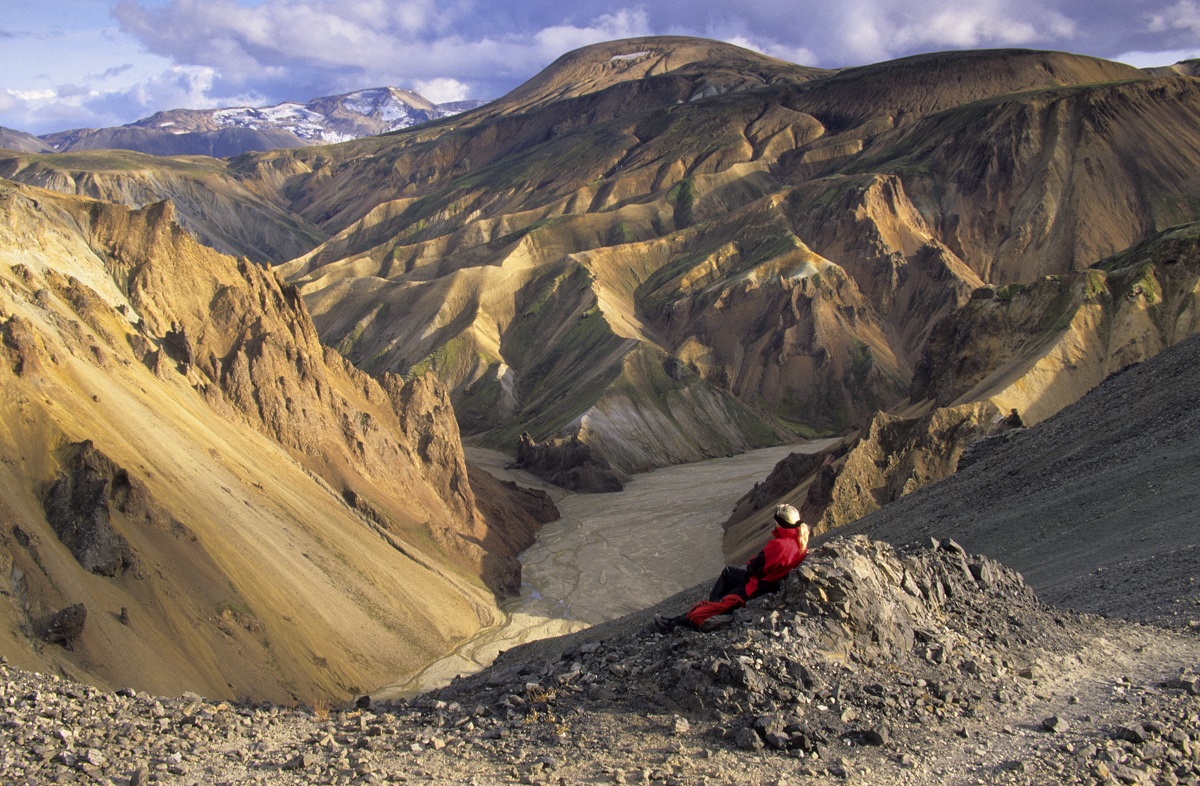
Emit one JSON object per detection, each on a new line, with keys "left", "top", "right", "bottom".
{"left": 0, "top": 180, "right": 528, "bottom": 702}
{"left": 911, "top": 222, "right": 1200, "bottom": 423}
{"left": 846, "top": 77, "right": 1200, "bottom": 285}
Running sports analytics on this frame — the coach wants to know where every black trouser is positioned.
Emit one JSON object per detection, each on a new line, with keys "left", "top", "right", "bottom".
{"left": 707, "top": 565, "right": 782, "bottom": 603}
{"left": 708, "top": 566, "right": 750, "bottom": 602}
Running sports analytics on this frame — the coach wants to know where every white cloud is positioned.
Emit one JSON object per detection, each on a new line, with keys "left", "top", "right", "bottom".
{"left": 413, "top": 77, "right": 469, "bottom": 103}
{"left": 9, "top": 0, "right": 1188, "bottom": 134}
{"left": 829, "top": 0, "right": 1079, "bottom": 62}
{"left": 532, "top": 8, "right": 653, "bottom": 56}
{"left": 1113, "top": 47, "right": 1200, "bottom": 67}
{"left": 9, "top": 88, "right": 58, "bottom": 102}
{"left": 1147, "top": 0, "right": 1200, "bottom": 35}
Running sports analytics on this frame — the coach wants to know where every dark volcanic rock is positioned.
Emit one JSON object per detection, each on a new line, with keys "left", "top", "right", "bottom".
{"left": 2, "top": 534, "right": 1199, "bottom": 785}
{"left": 468, "top": 466, "right": 561, "bottom": 597}
{"left": 39, "top": 603, "right": 87, "bottom": 646}
{"left": 42, "top": 441, "right": 134, "bottom": 576}
{"left": 515, "top": 432, "right": 625, "bottom": 492}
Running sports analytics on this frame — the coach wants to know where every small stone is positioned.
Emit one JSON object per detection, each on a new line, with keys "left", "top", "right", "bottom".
{"left": 1115, "top": 725, "right": 1149, "bottom": 744}
{"left": 1112, "top": 764, "right": 1151, "bottom": 785}
{"left": 863, "top": 727, "right": 889, "bottom": 746}
{"left": 283, "top": 753, "right": 309, "bottom": 770}
{"left": 735, "top": 727, "right": 764, "bottom": 751}
{"left": 129, "top": 764, "right": 151, "bottom": 786}
{"left": 672, "top": 716, "right": 690, "bottom": 735}
{"left": 1043, "top": 716, "right": 1070, "bottom": 734}
{"left": 764, "top": 731, "right": 790, "bottom": 750}
{"left": 939, "top": 538, "right": 966, "bottom": 556}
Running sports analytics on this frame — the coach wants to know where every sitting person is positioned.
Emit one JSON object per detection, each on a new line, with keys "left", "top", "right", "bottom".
{"left": 656, "top": 503, "right": 810, "bottom": 632}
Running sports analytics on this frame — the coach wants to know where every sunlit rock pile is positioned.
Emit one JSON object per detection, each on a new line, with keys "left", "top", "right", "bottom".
{"left": 2, "top": 536, "right": 1199, "bottom": 784}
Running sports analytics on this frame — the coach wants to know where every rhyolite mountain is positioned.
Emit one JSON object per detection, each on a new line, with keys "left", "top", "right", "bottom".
{"left": 0, "top": 179, "right": 552, "bottom": 703}
{"left": 9, "top": 38, "right": 1200, "bottom": 492}
{"left": 722, "top": 220, "right": 1200, "bottom": 561}
{"left": 267, "top": 38, "right": 1200, "bottom": 483}
{"left": 6, "top": 37, "right": 1200, "bottom": 493}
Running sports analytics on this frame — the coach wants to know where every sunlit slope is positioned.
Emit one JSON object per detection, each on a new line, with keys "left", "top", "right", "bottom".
{"left": 0, "top": 180, "right": 502, "bottom": 703}
{"left": 722, "top": 220, "right": 1200, "bottom": 558}
{"left": 272, "top": 41, "right": 1199, "bottom": 471}
{"left": 9, "top": 39, "right": 1197, "bottom": 476}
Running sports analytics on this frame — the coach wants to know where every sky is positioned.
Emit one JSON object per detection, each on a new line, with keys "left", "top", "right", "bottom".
{"left": 3, "top": 0, "right": 1200, "bottom": 135}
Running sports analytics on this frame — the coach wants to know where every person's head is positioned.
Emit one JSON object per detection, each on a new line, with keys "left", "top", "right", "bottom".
{"left": 775, "top": 503, "right": 810, "bottom": 545}
{"left": 774, "top": 503, "right": 800, "bottom": 528}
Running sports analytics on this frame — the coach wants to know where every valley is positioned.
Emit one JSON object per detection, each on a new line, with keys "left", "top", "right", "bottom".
{"left": 380, "top": 440, "right": 837, "bottom": 699}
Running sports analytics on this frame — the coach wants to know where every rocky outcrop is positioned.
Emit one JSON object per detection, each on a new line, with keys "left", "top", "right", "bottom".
{"left": 723, "top": 442, "right": 848, "bottom": 528}
{"left": 5, "top": 515, "right": 1200, "bottom": 785}
{"left": 515, "top": 433, "right": 625, "bottom": 493}
{"left": 4, "top": 534, "right": 1198, "bottom": 784}
{"left": 0, "top": 153, "right": 326, "bottom": 263}
{"left": 37, "top": 603, "right": 87, "bottom": 647}
{"left": 42, "top": 442, "right": 136, "bottom": 577}
{"left": 837, "top": 330, "right": 1200, "bottom": 630}
{"left": 911, "top": 221, "right": 1200, "bottom": 422}
{"left": 466, "top": 467, "right": 560, "bottom": 596}
{"left": 724, "top": 221, "right": 1200, "bottom": 563}
{"left": 723, "top": 403, "right": 1011, "bottom": 561}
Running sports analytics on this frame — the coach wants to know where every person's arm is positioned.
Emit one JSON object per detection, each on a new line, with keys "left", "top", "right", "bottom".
{"left": 746, "top": 540, "right": 779, "bottom": 577}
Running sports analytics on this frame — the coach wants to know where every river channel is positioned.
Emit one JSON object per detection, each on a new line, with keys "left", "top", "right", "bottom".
{"left": 376, "top": 439, "right": 837, "bottom": 699}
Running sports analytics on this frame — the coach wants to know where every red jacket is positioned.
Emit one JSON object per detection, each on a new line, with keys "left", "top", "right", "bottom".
{"left": 743, "top": 525, "right": 807, "bottom": 598}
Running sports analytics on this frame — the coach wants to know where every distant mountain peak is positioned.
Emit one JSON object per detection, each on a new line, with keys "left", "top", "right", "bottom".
{"left": 35, "top": 87, "right": 488, "bottom": 157}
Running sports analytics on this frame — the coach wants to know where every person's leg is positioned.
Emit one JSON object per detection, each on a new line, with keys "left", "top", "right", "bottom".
{"left": 708, "top": 566, "right": 749, "bottom": 602}
{"left": 684, "top": 593, "right": 745, "bottom": 629}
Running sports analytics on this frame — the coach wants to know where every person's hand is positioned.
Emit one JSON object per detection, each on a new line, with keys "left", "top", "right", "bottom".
{"left": 799, "top": 523, "right": 810, "bottom": 547}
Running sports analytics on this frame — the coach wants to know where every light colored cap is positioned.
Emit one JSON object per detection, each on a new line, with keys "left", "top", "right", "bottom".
{"left": 775, "top": 503, "right": 801, "bottom": 527}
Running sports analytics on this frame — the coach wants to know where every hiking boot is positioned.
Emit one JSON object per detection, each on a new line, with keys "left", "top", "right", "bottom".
{"left": 654, "top": 613, "right": 681, "bottom": 632}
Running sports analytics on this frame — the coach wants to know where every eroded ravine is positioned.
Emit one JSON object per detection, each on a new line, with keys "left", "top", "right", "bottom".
{"left": 377, "top": 439, "right": 838, "bottom": 699}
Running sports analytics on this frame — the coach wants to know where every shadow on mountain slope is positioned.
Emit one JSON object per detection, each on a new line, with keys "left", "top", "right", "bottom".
{"left": 836, "top": 331, "right": 1200, "bottom": 629}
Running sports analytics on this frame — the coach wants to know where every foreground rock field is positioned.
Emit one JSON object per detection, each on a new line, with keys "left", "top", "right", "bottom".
{"left": 3, "top": 536, "right": 1198, "bottom": 785}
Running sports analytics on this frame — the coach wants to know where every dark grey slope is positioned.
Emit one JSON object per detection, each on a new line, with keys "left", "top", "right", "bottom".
{"left": 836, "top": 332, "right": 1200, "bottom": 629}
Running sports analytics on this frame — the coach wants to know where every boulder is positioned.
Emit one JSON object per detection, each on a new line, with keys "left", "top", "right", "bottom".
{"left": 40, "top": 603, "right": 87, "bottom": 646}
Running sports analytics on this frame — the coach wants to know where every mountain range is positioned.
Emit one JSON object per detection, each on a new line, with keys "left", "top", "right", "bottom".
{"left": 1, "top": 35, "right": 1199, "bottom": 704}
{"left": 0, "top": 87, "right": 483, "bottom": 158}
